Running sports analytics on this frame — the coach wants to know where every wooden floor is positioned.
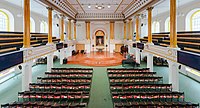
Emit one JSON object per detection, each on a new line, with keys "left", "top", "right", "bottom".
{"left": 67, "top": 51, "right": 124, "bottom": 67}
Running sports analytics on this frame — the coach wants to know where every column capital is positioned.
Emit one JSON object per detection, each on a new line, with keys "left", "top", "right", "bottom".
{"left": 68, "top": 19, "right": 72, "bottom": 21}
{"left": 60, "top": 14, "right": 65, "bottom": 18}
{"left": 85, "top": 21, "right": 90, "bottom": 23}
{"left": 46, "top": 7, "right": 53, "bottom": 10}
{"left": 128, "top": 19, "right": 132, "bottom": 21}
{"left": 123, "top": 20, "right": 127, "bottom": 23}
{"left": 73, "top": 20, "right": 77, "bottom": 23}
{"left": 110, "top": 21, "right": 115, "bottom": 23}
{"left": 147, "top": 7, "right": 154, "bottom": 11}
{"left": 135, "top": 14, "right": 140, "bottom": 18}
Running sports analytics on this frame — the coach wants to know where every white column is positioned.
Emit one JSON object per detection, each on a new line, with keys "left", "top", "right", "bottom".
{"left": 135, "top": 48, "right": 141, "bottom": 64}
{"left": 85, "top": 43, "right": 91, "bottom": 53}
{"left": 110, "top": 44, "right": 115, "bottom": 53}
{"left": 69, "top": 46, "right": 73, "bottom": 56}
{"left": 147, "top": 53, "right": 153, "bottom": 72}
{"left": 59, "top": 48, "right": 65, "bottom": 64}
{"left": 168, "top": 60, "right": 179, "bottom": 91}
{"left": 22, "top": 60, "right": 33, "bottom": 91}
{"left": 47, "top": 53, "right": 54, "bottom": 72}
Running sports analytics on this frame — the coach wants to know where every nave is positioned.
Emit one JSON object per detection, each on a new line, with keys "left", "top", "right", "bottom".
{"left": 0, "top": 60, "right": 200, "bottom": 107}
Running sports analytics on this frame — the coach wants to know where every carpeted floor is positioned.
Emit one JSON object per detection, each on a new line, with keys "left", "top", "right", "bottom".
{"left": 0, "top": 60, "right": 200, "bottom": 107}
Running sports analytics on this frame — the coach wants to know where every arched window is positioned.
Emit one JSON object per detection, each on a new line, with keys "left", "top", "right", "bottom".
{"left": 186, "top": 9, "right": 200, "bottom": 31}
{"left": 191, "top": 10, "right": 200, "bottom": 31}
{"left": 0, "top": 9, "right": 14, "bottom": 31}
{"left": 30, "top": 17, "right": 35, "bottom": 32}
{"left": 152, "top": 21, "right": 160, "bottom": 33}
{"left": 165, "top": 17, "right": 170, "bottom": 32}
{"left": 40, "top": 21, "right": 48, "bottom": 33}
{"left": 0, "top": 10, "right": 9, "bottom": 31}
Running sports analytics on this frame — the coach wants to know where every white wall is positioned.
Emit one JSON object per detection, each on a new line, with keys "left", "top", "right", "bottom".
{"left": 76, "top": 21, "right": 86, "bottom": 41}
{"left": 0, "top": 1, "right": 48, "bottom": 33}
{"left": 75, "top": 21, "right": 125, "bottom": 52}
{"left": 114, "top": 21, "right": 124, "bottom": 40}
{"left": 153, "top": 1, "right": 200, "bottom": 32}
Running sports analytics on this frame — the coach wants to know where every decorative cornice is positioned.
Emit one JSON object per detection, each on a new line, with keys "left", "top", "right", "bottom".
{"left": 76, "top": 13, "right": 124, "bottom": 21}
{"left": 124, "top": 0, "right": 152, "bottom": 18}
{"left": 147, "top": 7, "right": 154, "bottom": 11}
{"left": 39, "top": 0, "right": 77, "bottom": 19}
{"left": 123, "top": 0, "right": 159, "bottom": 19}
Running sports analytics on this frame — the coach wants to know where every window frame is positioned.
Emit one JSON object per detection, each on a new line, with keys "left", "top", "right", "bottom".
{"left": 0, "top": 10, "right": 10, "bottom": 31}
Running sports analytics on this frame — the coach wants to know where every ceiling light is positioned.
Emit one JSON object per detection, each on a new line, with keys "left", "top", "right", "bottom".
{"left": 88, "top": 5, "right": 91, "bottom": 8}
{"left": 95, "top": 5, "right": 104, "bottom": 10}
{"left": 108, "top": 5, "right": 111, "bottom": 8}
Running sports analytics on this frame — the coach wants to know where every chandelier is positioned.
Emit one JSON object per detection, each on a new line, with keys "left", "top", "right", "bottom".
{"left": 95, "top": 5, "right": 104, "bottom": 10}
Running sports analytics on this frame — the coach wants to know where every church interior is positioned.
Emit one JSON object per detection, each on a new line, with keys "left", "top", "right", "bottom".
{"left": 0, "top": 0, "right": 200, "bottom": 107}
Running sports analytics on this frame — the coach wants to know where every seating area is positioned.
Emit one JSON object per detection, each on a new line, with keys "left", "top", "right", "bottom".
{"left": 0, "top": 32, "right": 60, "bottom": 54}
{"left": 107, "top": 68, "right": 199, "bottom": 107}
{"left": 1, "top": 68, "right": 93, "bottom": 108}
{"left": 140, "top": 32, "right": 200, "bottom": 54}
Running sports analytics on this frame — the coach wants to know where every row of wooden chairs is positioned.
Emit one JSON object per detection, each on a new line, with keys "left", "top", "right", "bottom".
{"left": 1, "top": 102, "right": 87, "bottom": 108}
{"left": 29, "top": 83, "right": 91, "bottom": 92}
{"left": 17, "top": 91, "right": 90, "bottom": 103}
{"left": 51, "top": 68, "right": 93, "bottom": 73}
{"left": 108, "top": 72, "right": 156, "bottom": 77}
{"left": 109, "top": 76, "right": 163, "bottom": 84}
{"left": 45, "top": 72, "right": 93, "bottom": 78}
{"left": 110, "top": 83, "right": 172, "bottom": 92}
{"left": 112, "top": 91, "right": 184, "bottom": 102}
{"left": 37, "top": 77, "right": 92, "bottom": 83}
{"left": 107, "top": 68, "right": 150, "bottom": 72}
{"left": 114, "top": 101, "right": 199, "bottom": 108}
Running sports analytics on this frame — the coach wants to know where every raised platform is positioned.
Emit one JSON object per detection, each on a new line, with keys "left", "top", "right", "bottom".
{"left": 67, "top": 51, "right": 124, "bottom": 67}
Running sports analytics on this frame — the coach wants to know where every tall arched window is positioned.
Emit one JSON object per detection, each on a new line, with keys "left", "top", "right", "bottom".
{"left": 0, "top": 10, "right": 9, "bottom": 31}
{"left": 40, "top": 21, "right": 48, "bottom": 33}
{"left": 152, "top": 21, "right": 160, "bottom": 33}
{"left": 0, "top": 9, "right": 14, "bottom": 31}
{"left": 165, "top": 17, "right": 170, "bottom": 32}
{"left": 30, "top": 17, "right": 35, "bottom": 32}
{"left": 191, "top": 10, "right": 200, "bottom": 31}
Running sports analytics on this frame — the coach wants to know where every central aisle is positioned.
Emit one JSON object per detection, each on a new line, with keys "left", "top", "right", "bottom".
{"left": 88, "top": 67, "right": 113, "bottom": 108}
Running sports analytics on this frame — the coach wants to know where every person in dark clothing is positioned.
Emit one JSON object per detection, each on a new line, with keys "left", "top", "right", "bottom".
{"left": 120, "top": 45, "right": 125, "bottom": 55}
{"left": 125, "top": 45, "right": 128, "bottom": 53}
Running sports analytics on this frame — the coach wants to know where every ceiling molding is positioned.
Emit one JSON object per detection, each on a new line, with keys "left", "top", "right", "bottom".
{"left": 122, "top": 1, "right": 136, "bottom": 13}
{"left": 124, "top": 0, "right": 160, "bottom": 19}
{"left": 114, "top": 0, "right": 124, "bottom": 13}
{"left": 65, "top": 0, "right": 79, "bottom": 13}
{"left": 76, "top": 0, "right": 86, "bottom": 13}
{"left": 76, "top": 13, "right": 124, "bottom": 21}
{"left": 39, "top": 0, "right": 77, "bottom": 19}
